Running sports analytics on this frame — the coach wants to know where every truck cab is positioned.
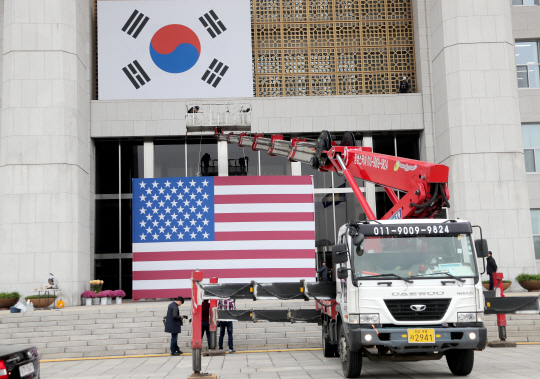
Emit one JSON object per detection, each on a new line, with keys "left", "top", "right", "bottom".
{"left": 323, "top": 219, "right": 487, "bottom": 378}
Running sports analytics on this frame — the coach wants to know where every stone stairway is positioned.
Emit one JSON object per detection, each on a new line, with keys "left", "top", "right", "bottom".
{"left": 0, "top": 300, "right": 321, "bottom": 359}
{"left": 485, "top": 314, "right": 540, "bottom": 342}
{"left": 1, "top": 300, "right": 539, "bottom": 360}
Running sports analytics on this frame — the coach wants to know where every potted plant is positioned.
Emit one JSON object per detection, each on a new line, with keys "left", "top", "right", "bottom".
{"left": 96, "top": 290, "right": 112, "bottom": 305}
{"left": 482, "top": 280, "right": 512, "bottom": 291}
{"left": 25, "top": 294, "right": 57, "bottom": 309}
{"left": 105, "top": 290, "right": 114, "bottom": 304}
{"left": 516, "top": 274, "right": 540, "bottom": 292}
{"left": 90, "top": 280, "right": 103, "bottom": 304}
{"left": 0, "top": 292, "right": 21, "bottom": 310}
{"left": 112, "top": 290, "right": 126, "bottom": 304}
{"left": 89, "top": 279, "right": 103, "bottom": 293}
{"left": 81, "top": 290, "right": 97, "bottom": 306}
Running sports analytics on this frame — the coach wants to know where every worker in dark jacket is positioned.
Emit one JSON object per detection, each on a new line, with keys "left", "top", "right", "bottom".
{"left": 201, "top": 300, "right": 212, "bottom": 349}
{"left": 317, "top": 262, "right": 328, "bottom": 282}
{"left": 487, "top": 251, "right": 498, "bottom": 290}
{"left": 399, "top": 76, "right": 410, "bottom": 93}
{"left": 164, "top": 296, "right": 185, "bottom": 355}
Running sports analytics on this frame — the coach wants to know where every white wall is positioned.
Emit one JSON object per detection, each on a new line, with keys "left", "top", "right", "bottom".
{"left": 0, "top": 0, "right": 93, "bottom": 305}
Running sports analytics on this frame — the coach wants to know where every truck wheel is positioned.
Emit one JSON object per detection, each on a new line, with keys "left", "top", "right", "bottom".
{"left": 322, "top": 324, "right": 337, "bottom": 357}
{"left": 446, "top": 349, "right": 474, "bottom": 376}
{"left": 339, "top": 324, "right": 362, "bottom": 378}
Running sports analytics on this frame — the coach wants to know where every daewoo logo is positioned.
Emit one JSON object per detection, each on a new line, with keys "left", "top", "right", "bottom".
{"left": 410, "top": 305, "right": 426, "bottom": 311}
{"left": 392, "top": 291, "right": 444, "bottom": 296}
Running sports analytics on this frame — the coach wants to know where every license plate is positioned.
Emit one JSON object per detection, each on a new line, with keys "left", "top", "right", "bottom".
{"left": 407, "top": 329, "right": 435, "bottom": 343}
{"left": 19, "top": 362, "right": 34, "bottom": 377}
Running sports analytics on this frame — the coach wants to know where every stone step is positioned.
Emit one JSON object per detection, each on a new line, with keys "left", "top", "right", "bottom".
{"left": 2, "top": 299, "right": 539, "bottom": 360}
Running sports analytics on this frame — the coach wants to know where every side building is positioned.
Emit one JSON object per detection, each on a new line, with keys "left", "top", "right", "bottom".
{"left": 0, "top": 0, "right": 537, "bottom": 304}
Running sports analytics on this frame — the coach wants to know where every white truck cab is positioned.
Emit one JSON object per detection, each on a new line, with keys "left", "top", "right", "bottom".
{"left": 323, "top": 219, "right": 487, "bottom": 378}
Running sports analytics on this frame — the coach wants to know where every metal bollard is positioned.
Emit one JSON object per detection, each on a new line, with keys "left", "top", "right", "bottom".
{"left": 192, "top": 349, "right": 201, "bottom": 373}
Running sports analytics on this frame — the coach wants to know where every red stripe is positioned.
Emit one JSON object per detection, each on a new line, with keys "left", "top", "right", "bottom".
{"left": 133, "top": 288, "right": 192, "bottom": 301}
{"left": 215, "top": 194, "right": 313, "bottom": 204}
{"left": 133, "top": 268, "right": 315, "bottom": 281}
{"left": 215, "top": 212, "right": 314, "bottom": 222}
{"left": 133, "top": 249, "right": 315, "bottom": 262}
{"left": 215, "top": 231, "right": 315, "bottom": 241}
{"left": 214, "top": 176, "right": 313, "bottom": 186}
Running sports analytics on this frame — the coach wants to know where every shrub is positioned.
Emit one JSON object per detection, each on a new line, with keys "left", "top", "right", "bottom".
{"left": 482, "top": 280, "right": 512, "bottom": 284}
{"left": 111, "top": 290, "right": 126, "bottom": 298}
{"left": 25, "top": 294, "right": 57, "bottom": 300}
{"left": 0, "top": 292, "right": 21, "bottom": 299}
{"left": 516, "top": 274, "right": 540, "bottom": 282}
{"left": 81, "top": 290, "right": 97, "bottom": 298}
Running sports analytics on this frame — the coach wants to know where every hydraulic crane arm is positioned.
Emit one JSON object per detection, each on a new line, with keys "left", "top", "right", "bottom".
{"left": 215, "top": 129, "right": 450, "bottom": 220}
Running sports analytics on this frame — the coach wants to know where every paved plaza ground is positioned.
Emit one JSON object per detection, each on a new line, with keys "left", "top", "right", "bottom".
{"left": 40, "top": 345, "right": 540, "bottom": 379}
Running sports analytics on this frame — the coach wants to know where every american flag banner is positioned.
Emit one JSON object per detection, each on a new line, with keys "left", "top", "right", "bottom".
{"left": 132, "top": 176, "right": 316, "bottom": 300}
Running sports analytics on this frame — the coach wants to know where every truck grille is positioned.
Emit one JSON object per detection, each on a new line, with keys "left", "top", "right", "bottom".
{"left": 384, "top": 299, "right": 451, "bottom": 321}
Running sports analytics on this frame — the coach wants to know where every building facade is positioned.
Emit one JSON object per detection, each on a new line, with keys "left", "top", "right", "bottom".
{"left": 0, "top": 0, "right": 538, "bottom": 304}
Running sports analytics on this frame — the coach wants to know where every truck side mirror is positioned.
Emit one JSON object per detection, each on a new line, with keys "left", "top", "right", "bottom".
{"left": 337, "top": 267, "right": 349, "bottom": 280}
{"left": 352, "top": 233, "right": 365, "bottom": 246}
{"left": 332, "top": 244, "right": 348, "bottom": 264}
{"left": 475, "top": 239, "right": 488, "bottom": 258}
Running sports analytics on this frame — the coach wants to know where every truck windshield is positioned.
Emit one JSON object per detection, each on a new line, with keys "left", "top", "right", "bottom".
{"left": 353, "top": 234, "right": 477, "bottom": 280}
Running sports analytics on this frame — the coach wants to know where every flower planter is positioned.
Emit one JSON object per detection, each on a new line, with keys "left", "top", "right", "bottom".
{"left": 92, "top": 298, "right": 100, "bottom": 305}
{"left": 107, "top": 297, "right": 112, "bottom": 305}
{"left": 100, "top": 297, "right": 108, "bottom": 305}
{"left": 84, "top": 298, "right": 92, "bottom": 306}
{"left": 28, "top": 298, "right": 55, "bottom": 309}
{"left": 116, "top": 297, "right": 122, "bottom": 305}
{"left": 0, "top": 298, "right": 19, "bottom": 310}
{"left": 482, "top": 282, "right": 512, "bottom": 291}
{"left": 518, "top": 281, "right": 540, "bottom": 292}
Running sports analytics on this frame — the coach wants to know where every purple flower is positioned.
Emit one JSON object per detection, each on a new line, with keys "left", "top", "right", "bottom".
{"left": 82, "top": 291, "right": 97, "bottom": 298}
{"left": 112, "top": 290, "right": 126, "bottom": 298}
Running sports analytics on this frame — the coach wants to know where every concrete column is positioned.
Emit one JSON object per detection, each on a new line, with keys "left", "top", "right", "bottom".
{"left": 0, "top": 0, "right": 93, "bottom": 304}
{"left": 430, "top": 0, "right": 537, "bottom": 281}
{"left": 143, "top": 138, "right": 153, "bottom": 178}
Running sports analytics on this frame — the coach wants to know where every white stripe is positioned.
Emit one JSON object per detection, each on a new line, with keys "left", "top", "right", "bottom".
{"left": 133, "top": 277, "right": 316, "bottom": 290}
{"left": 214, "top": 221, "right": 315, "bottom": 232}
{"left": 133, "top": 258, "right": 314, "bottom": 271}
{"left": 215, "top": 185, "right": 313, "bottom": 195}
{"left": 133, "top": 239, "right": 315, "bottom": 253}
{"left": 215, "top": 203, "right": 314, "bottom": 214}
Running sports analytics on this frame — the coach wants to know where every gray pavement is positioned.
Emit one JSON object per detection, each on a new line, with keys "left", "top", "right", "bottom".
{"left": 40, "top": 345, "right": 540, "bottom": 379}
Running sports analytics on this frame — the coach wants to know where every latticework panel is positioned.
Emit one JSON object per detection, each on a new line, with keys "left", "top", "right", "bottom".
{"left": 252, "top": 0, "right": 416, "bottom": 97}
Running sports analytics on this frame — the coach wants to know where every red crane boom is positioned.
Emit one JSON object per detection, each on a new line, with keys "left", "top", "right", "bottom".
{"left": 215, "top": 129, "right": 450, "bottom": 220}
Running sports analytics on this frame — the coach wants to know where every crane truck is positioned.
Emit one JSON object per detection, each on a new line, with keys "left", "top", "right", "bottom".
{"left": 193, "top": 129, "right": 503, "bottom": 378}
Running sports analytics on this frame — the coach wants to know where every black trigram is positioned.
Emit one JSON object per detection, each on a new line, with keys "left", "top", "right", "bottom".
{"left": 122, "top": 10, "right": 150, "bottom": 38}
{"left": 123, "top": 61, "right": 151, "bottom": 89}
{"left": 201, "top": 59, "right": 229, "bottom": 88}
{"left": 199, "top": 10, "right": 226, "bottom": 38}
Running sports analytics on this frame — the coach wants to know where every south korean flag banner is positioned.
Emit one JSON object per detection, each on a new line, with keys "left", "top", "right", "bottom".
{"left": 98, "top": 0, "right": 253, "bottom": 100}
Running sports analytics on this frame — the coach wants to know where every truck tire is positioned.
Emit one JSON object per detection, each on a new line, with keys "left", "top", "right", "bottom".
{"left": 445, "top": 349, "right": 474, "bottom": 376}
{"left": 322, "top": 324, "right": 338, "bottom": 357}
{"left": 339, "top": 324, "right": 362, "bottom": 378}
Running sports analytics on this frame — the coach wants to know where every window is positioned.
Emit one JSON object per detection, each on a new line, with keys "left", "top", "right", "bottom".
{"left": 187, "top": 136, "right": 218, "bottom": 176}
{"left": 522, "top": 124, "right": 540, "bottom": 172}
{"left": 530, "top": 210, "right": 540, "bottom": 259}
{"left": 372, "top": 132, "right": 420, "bottom": 217}
{"left": 515, "top": 41, "right": 540, "bottom": 88}
{"left": 512, "top": 0, "right": 538, "bottom": 5}
{"left": 154, "top": 140, "right": 186, "bottom": 178}
{"left": 94, "top": 139, "right": 143, "bottom": 299}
